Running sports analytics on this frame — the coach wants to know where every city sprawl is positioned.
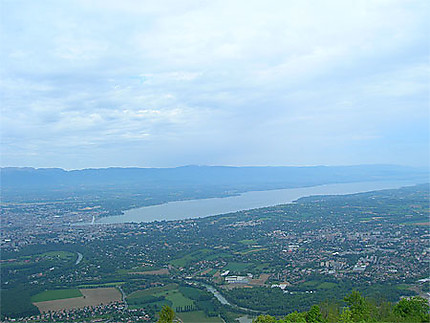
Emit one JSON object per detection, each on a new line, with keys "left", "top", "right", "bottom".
{"left": 1, "top": 185, "right": 429, "bottom": 322}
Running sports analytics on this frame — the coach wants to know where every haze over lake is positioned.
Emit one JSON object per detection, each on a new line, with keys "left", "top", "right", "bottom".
{"left": 98, "top": 180, "right": 420, "bottom": 224}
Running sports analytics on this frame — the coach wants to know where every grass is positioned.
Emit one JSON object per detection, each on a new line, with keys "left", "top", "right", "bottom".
{"left": 129, "top": 299, "right": 172, "bottom": 310}
{"left": 177, "top": 311, "right": 223, "bottom": 323}
{"left": 170, "top": 249, "right": 213, "bottom": 267}
{"left": 301, "top": 281, "right": 319, "bottom": 287}
{"left": 239, "top": 248, "right": 267, "bottom": 255}
{"left": 301, "top": 281, "right": 338, "bottom": 289}
{"left": 239, "top": 239, "right": 257, "bottom": 245}
{"left": 205, "top": 252, "right": 233, "bottom": 261}
{"left": 77, "top": 282, "right": 125, "bottom": 288}
{"left": 161, "top": 290, "right": 194, "bottom": 308}
{"left": 1, "top": 251, "right": 76, "bottom": 269}
{"left": 31, "top": 289, "right": 82, "bottom": 302}
{"left": 132, "top": 266, "right": 162, "bottom": 272}
{"left": 397, "top": 284, "right": 412, "bottom": 290}
{"left": 128, "top": 284, "right": 177, "bottom": 299}
{"left": 318, "top": 282, "right": 338, "bottom": 289}
{"left": 41, "top": 251, "right": 75, "bottom": 259}
{"left": 209, "top": 269, "right": 218, "bottom": 276}
{"left": 225, "top": 262, "right": 251, "bottom": 272}
{"left": 127, "top": 285, "right": 193, "bottom": 311}
{"left": 255, "top": 263, "right": 270, "bottom": 271}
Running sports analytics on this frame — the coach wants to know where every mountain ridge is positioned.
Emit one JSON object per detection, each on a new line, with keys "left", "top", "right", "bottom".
{"left": 1, "top": 164, "right": 427, "bottom": 190}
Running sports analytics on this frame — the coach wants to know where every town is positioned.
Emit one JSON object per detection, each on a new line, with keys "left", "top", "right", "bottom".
{"left": 1, "top": 184, "right": 429, "bottom": 322}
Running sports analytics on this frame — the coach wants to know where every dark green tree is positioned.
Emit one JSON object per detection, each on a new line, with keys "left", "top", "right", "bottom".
{"left": 282, "top": 311, "right": 307, "bottom": 322}
{"left": 343, "top": 291, "right": 370, "bottom": 322}
{"left": 338, "top": 308, "right": 353, "bottom": 323}
{"left": 393, "top": 297, "right": 430, "bottom": 322}
{"left": 306, "top": 305, "right": 324, "bottom": 323}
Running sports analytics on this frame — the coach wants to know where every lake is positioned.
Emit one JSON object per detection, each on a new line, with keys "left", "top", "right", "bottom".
{"left": 98, "top": 181, "right": 420, "bottom": 224}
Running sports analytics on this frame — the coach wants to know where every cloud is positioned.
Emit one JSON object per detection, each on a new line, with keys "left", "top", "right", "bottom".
{"left": 0, "top": 0, "right": 428, "bottom": 168}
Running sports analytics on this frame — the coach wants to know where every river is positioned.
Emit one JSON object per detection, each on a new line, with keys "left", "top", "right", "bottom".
{"left": 75, "top": 252, "right": 83, "bottom": 265}
{"left": 98, "top": 180, "right": 420, "bottom": 224}
{"left": 201, "top": 283, "right": 230, "bottom": 305}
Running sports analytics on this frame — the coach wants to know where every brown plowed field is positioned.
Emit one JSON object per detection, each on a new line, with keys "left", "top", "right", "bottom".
{"left": 129, "top": 268, "right": 169, "bottom": 275}
{"left": 33, "top": 287, "right": 122, "bottom": 313}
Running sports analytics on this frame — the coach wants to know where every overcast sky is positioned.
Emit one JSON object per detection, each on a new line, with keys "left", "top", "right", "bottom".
{"left": 1, "top": 0, "right": 429, "bottom": 169}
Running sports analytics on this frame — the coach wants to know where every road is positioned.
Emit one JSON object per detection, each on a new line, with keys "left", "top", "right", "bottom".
{"left": 117, "top": 285, "right": 128, "bottom": 309}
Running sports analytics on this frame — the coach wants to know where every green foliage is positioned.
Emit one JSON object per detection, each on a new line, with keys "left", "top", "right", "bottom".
{"left": 252, "top": 293, "right": 430, "bottom": 323}
{"left": 127, "top": 284, "right": 177, "bottom": 299}
{"left": 282, "top": 311, "right": 307, "bottom": 322}
{"left": 319, "top": 299, "right": 340, "bottom": 322}
{"left": 343, "top": 291, "right": 370, "bottom": 322}
{"left": 179, "top": 285, "right": 212, "bottom": 301}
{"left": 178, "top": 310, "right": 224, "bottom": 322}
{"left": 31, "top": 288, "right": 82, "bottom": 302}
{"left": 1, "top": 288, "right": 39, "bottom": 319}
{"left": 127, "top": 295, "right": 165, "bottom": 305}
{"left": 254, "top": 315, "right": 278, "bottom": 323}
{"left": 338, "top": 308, "right": 353, "bottom": 323}
{"left": 393, "top": 297, "right": 430, "bottom": 322}
{"left": 225, "top": 286, "right": 320, "bottom": 314}
{"left": 305, "top": 305, "right": 323, "bottom": 323}
{"left": 157, "top": 305, "right": 175, "bottom": 323}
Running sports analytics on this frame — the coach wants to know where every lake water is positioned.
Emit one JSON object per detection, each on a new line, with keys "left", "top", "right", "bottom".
{"left": 98, "top": 181, "right": 420, "bottom": 224}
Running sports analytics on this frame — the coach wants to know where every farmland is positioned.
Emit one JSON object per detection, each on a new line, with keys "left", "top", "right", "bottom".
{"left": 1, "top": 184, "right": 429, "bottom": 321}
{"left": 177, "top": 311, "right": 224, "bottom": 322}
{"left": 33, "top": 288, "right": 122, "bottom": 313}
{"left": 31, "top": 289, "right": 83, "bottom": 302}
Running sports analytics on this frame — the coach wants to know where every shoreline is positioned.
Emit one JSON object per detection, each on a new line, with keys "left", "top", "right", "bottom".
{"left": 96, "top": 180, "right": 422, "bottom": 225}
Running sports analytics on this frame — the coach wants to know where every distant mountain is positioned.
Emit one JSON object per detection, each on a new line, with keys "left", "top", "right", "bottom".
{"left": 1, "top": 165, "right": 427, "bottom": 191}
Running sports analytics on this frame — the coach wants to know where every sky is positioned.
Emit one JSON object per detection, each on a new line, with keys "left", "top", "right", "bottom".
{"left": 1, "top": 0, "right": 429, "bottom": 169}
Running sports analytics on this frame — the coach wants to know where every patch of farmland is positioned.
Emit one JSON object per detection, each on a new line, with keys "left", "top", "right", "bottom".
{"left": 33, "top": 287, "right": 122, "bottom": 313}
{"left": 31, "top": 289, "right": 82, "bottom": 302}
{"left": 129, "top": 268, "right": 169, "bottom": 275}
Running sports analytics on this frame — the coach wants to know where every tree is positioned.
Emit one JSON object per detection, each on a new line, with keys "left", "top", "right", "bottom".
{"left": 282, "top": 311, "right": 307, "bottom": 322}
{"left": 157, "top": 305, "right": 175, "bottom": 323}
{"left": 343, "top": 291, "right": 370, "bottom": 322}
{"left": 253, "top": 315, "right": 278, "bottom": 323}
{"left": 338, "top": 308, "right": 353, "bottom": 323}
{"left": 393, "top": 297, "right": 430, "bottom": 322}
{"left": 306, "top": 305, "right": 323, "bottom": 323}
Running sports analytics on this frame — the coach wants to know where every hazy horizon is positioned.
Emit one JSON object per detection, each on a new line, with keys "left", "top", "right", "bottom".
{"left": 1, "top": 0, "right": 429, "bottom": 169}
{"left": 2, "top": 163, "right": 429, "bottom": 172}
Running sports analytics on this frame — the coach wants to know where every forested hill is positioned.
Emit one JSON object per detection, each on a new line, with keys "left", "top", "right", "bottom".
{"left": 1, "top": 164, "right": 427, "bottom": 190}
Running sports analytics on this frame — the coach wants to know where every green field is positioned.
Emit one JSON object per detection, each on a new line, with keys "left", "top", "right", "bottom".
{"left": 31, "top": 289, "right": 82, "bottom": 302}
{"left": 170, "top": 249, "right": 213, "bottom": 267}
{"left": 397, "top": 284, "right": 412, "bottom": 290}
{"left": 239, "top": 239, "right": 257, "bottom": 245}
{"left": 239, "top": 248, "right": 267, "bottom": 255}
{"left": 255, "top": 263, "right": 270, "bottom": 271}
{"left": 40, "top": 251, "right": 75, "bottom": 259}
{"left": 127, "top": 284, "right": 194, "bottom": 311}
{"left": 205, "top": 252, "right": 233, "bottom": 261}
{"left": 129, "top": 299, "right": 172, "bottom": 310}
{"left": 160, "top": 289, "right": 193, "bottom": 308}
{"left": 317, "top": 282, "right": 338, "bottom": 289}
{"left": 77, "top": 282, "right": 125, "bottom": 288}
{"left": 128, "top": 265, "right": 163, "bottom": 272}
{"left": 1, "top": 251, "right": 76, "bottom": 269}
{"left": 301, "top": 281, "right": 338, "bottom": 290}
{"left": 128, "top": 284, "right": 177, "bottom": 299}
{"left": 177, "top": 311, "right": 223, "bottom": 323}
{"left": 225, "top": 262, "right": 251, "bottom": 272}
{"left": 208, "top": 269, "right": 218, "bottom": 276}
